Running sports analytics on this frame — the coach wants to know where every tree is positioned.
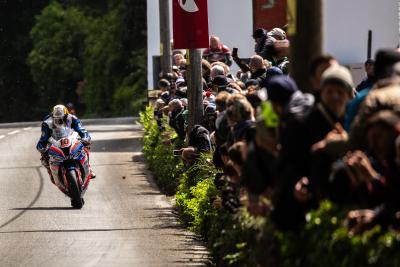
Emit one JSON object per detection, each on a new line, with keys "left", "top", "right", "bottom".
{"left": 83, "top": 0, "right": 147, "bottom": 116}
{"left": 0, "top": 0, "right": 50, "bottom": 122}
{"left": 28, "top": 2, "right": 89, "bottom": 110}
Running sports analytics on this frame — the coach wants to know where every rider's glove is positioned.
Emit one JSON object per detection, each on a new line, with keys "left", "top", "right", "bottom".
{"left": 81, "top": 137, "right": 91, "bottom": 146}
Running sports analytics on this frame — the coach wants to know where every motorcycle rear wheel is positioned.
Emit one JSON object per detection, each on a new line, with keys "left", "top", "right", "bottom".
{"left": 67, "top": 170, "right": 83, "bottom": 209}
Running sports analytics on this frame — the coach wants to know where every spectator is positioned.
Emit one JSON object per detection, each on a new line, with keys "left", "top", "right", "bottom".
{"left": 226, "top": 94, "right": 255, "bottom": 143}
{"left": 213, "top": 91, "right": 231, "bottom": 167}
{"left": 253, "top": 28, "right": 276, "bottom": 63}
{"left": 203, "top": 35, "right": 233, "bottom": 66}
{"left": 210, "top": 65, "right": 226, "bottom": 80}
{"left": 301, "top": 65, "right": 354, "bottom": 202}
{"left": 181, "top": 125, "right": 212, "bottom": 165}
{"left": 249, "top": 55, "right": 267, "bottom": 80}
{"left": 158, "top": 79, "right": 170, "bottom": 93}
{"left": 266, "top": 75, "right": 314, "bottom": 229}
{"left": 211, "top": 75, "right": 236, "bottom": 94}
{"left": 346, "top": 111, "right": 400, "bottom": 234}
{"left": 355, "top": 59, "right": 375, "bottom": 92}
{"left": 202, "top": 59, "right": 212, "bottom": 85}
{"left": 306, "top": 65, "right": 355, "bottom": 149}
{"left": 268, "top": 28, "right": 287, "bottom": 40}
{"left": 309, "top": 54, "right": 338, "bottom": 101}
{"left": 173, "top": 53, "right": 185, "bottom": 68}
{"left": 168, "top": 99, "right": 186, "bottom": 140}
{"left": 345, "top": 49, "right": 400, "bottom": 141}
{"left": 259, "top": 66, "right": 284, "bottom": 89}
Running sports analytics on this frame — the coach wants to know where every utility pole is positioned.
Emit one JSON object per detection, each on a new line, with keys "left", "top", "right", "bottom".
{"left": 289, "top": 0, "right": 323, "bottom": 92}
{"left": 186, "top": 49, "right": 204, "bottom": 131}
{"left": 159, "top": 0, "right": 172, "bottom": 76}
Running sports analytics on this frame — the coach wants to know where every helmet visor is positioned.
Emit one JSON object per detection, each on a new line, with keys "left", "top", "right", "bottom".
{"left": 54, "top": 118, "right": 63, "bottom": 125}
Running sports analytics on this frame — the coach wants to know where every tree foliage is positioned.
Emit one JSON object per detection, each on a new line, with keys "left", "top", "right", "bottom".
{"left": 0, "top": 0, "right": 50, "bottom": 122}
{"left": 83, "top": 0, "right": 147, "bottom": 116}
{"left": 0, "top": 0, "right": 147, "bottom": 122}
{"left": 28, "top": 2, "right": 89, "bottom": 109}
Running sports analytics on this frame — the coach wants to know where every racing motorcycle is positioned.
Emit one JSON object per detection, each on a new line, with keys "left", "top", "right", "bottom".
{"left": 47, "top": 127, "right": 91, "bottom": 209}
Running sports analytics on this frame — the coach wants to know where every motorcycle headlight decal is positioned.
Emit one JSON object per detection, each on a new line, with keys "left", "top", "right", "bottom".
{"left": 49, "top": 146, "right": 65, "bottom": 161}
{"left": 70, "top": 142, "right": 84, "bottom": 159}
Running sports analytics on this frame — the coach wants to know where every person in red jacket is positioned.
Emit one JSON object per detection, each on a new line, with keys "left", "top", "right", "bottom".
{"left": 203, "top": 35, "right": 232, "bottom": 66}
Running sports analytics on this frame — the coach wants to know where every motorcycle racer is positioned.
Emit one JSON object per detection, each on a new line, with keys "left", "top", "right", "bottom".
{"left": 36, "top": 104, "right": 96, "bottom": 182}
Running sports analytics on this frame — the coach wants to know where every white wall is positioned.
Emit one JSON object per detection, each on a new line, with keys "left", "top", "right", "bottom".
{"left": 147, "top": 0, "right": 253, "bottom": 89}
{"left": 147, "top": 0, "right": 162, "bottom": 90}
{"left": 208, "top": 0, "right": 254, "bottom": 74}
{"left": 323, "top": 0, "right": 399, "bottom": 65}
{"left": 147, "top": 0, "right": 400, "bottom": 88}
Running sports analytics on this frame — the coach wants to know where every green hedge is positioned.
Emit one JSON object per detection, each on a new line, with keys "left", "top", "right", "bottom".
{"left": 140, "top": 106, "right": 400, "bottom": 267}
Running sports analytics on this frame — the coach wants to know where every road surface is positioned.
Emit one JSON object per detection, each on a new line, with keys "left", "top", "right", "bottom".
{"left": 0, "top": 117, "right": 209, "bottom": 266}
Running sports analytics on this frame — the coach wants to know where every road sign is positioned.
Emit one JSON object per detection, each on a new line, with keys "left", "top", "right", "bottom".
{"left": 173, "top": 0, "right": 209, "bottom": 49}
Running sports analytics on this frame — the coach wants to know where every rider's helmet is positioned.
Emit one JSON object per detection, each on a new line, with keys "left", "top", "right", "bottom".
{"left": 52, "top": 104, "right": 68, "bottom": 126}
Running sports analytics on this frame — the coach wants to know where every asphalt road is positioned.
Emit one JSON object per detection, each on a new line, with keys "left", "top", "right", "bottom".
{"left": 0, "top": 117, "right": 209, "bottom": 267}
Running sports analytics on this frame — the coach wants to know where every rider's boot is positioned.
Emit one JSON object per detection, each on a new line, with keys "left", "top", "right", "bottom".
{"left": 41, "top": 154, "right": 55, "bottom": 184}
{"left": 90, "top": 169, "right": 96, "bottom": 179}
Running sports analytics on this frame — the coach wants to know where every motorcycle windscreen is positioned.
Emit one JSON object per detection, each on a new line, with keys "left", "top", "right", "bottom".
{"left": 52, "top": 126, "right": 72, "bottom": 140}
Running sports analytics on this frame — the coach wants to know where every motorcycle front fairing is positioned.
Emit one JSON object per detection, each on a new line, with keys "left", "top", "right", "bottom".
{"left": 48, "top": 130, "right": 91, "bottom": 197}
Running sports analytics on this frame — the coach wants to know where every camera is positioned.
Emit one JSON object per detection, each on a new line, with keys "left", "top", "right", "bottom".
{"left": 173, "top": 149, "right": 183, "bottom": 156}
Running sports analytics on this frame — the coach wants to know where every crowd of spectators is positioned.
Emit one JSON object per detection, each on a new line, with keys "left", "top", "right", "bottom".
{"left": 153, "top": 27, "right": 400, "bottom": 233}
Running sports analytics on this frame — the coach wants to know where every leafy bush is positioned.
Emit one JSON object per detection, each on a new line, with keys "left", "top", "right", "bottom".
{"left": 139, "top": 106, "right": 184, "bottom": 195}
{"left": 176, "top": 154, "right": 219, "bottom": 234}
{"left": 278, "top": 201, "right": 400, "bottom": 267}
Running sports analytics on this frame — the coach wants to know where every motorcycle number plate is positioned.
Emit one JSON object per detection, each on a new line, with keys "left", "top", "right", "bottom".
{"left": 60, "top": 138, "right": 70, "bottom": 148}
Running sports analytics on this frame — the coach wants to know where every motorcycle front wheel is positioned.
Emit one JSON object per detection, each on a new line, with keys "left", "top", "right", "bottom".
{"left": 66, "top": 170, "right": 83, "bottom": 209}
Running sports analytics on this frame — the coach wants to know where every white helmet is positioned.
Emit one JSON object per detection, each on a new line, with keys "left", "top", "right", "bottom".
{"left": 52, "top": 104, "right": 68, "bottom": 126}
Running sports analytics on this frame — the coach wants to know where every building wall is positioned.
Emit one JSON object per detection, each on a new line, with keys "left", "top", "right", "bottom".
{"left": 207, "top": 0, "right": 254, "bottom": 74}
{"left": 147, "top": 0, "right": 254, "bottom": 89}
{"left": 253, "top": 0, "right": 287, "bottom": 30}
{"left": 147, "top": 0, "right": 162, "bottom": 90}
{"left": 147, "top": 0, "right": 399, "bottom": 89}
{"left": 323, "top": 0, "right": 399, "bottom": 65}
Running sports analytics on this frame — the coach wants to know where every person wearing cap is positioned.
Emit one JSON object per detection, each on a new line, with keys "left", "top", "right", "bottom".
{"left": 211, "top": 75, "right": 235, "bottom": 94}
{"left": 313, "top": 49, "right": 400, "bottom": 162}
{"left": 253, "top": 28, "right": 276, "bottom": 63}
{"left": 298, "top": 65, "right": 355, "bottom": 203}
{"left": 264, "top": 75, "right": 314, "bottom": 229}
{"left": 306, "top": 65, "right": 354, "bottom": 147}
{"left": 268, "top": 28, "right": 287, "bottom": 40}
{"left": 259, "top": 66, "right": 284, "bottom": 89}
{"left": 308, "top": 54, "right": 339, "bottom": 102}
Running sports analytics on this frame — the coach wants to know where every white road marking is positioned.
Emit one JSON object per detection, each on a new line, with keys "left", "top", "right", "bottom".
{"left": 0, "top": 135, "right": 5, "bottom": 139}
{"left": 24, "top": 127, "right": 32, "bottom": 131}
{"left": 8, "top": 130, "right": 20, "bottom": 135}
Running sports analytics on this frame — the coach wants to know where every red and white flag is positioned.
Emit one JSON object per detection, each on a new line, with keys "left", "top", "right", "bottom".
{"left": 173, "top": 0, "right": 209, "bottom": 49}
